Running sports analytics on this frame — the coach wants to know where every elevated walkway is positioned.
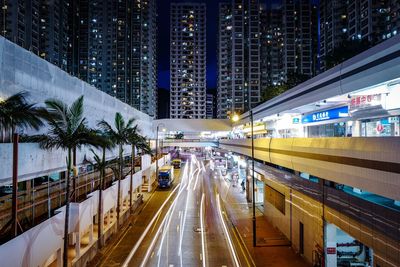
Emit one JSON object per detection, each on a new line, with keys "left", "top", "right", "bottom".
{"left": 220, "top": 137, "right": 400, "bottom": 200}
{"left": 162, "top": 139, "right": 219, "bottom": 148}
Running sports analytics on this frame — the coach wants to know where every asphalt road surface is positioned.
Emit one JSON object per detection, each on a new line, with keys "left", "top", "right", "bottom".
{"left": 100, "top": 154, "right": 252, "bottom": 267}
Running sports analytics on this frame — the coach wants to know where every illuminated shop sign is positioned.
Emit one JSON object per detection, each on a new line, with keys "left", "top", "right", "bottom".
{"left": 301, "top": 106, "right": 349, "bottom": 124}
{"left": 292, "top": 117, "right": 300, "bottom": 124}
{"left": 349, "top": 94, "right": 381, "bottom": 112}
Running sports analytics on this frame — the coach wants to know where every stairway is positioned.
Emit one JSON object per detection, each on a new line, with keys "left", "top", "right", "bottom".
{"left": 141, "top": 182, "right": 149, "bottom": 192}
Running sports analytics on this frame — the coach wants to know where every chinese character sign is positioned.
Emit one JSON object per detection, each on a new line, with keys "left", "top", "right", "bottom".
{"left": 349, "top": 94, "right": 381, "bottom": 112}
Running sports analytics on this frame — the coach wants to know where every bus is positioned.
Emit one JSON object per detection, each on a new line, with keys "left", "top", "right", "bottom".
{"left": 172, "top": 158, "right": 182, "bottom": 169}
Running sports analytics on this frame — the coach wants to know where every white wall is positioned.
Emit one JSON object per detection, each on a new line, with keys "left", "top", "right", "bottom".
{"left": 0, "top": 143, "right": 132, "bottom": 185}
{"left": 0, "top": 36, "right": 154, "bottom": 137}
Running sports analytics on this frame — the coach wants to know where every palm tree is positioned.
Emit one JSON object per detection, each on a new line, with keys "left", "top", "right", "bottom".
{"left": 127, "top": 130, "right": 151, "bottom": 210}
{"left": 89, "top": 131, "right": 114, "bottom": 248}
{"left": 0, "top": 91, "right": 45, "bottom": 237}
{"left": 98, "top": 112, "right": 137, "bottom": 227}
{"left": 28, "top": 96, "right": 101, "bottom": 267}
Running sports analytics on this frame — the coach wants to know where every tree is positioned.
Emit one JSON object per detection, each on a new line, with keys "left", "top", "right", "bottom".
{"left": 28, "top": 96, "right": 101, "bottom": 267}
{"left": 89, "top": 131, "right": 114, "bottom": 248}
{"left": 261, "top": 83, "right": 289, "bottom": 103}
{"left": 174, "top": 132, "right": 184, "bottom": 139}
{"left": 260, "top": 72, "right": 310, "bottom": 103}
{"left": 98, "top": 112, "right": 137, "bottom": 228}
{"left": 0, "top": 91, "right": 45, "bottom": 237}
{"left": 325, "top": 39, "right": 373, "bottom": 69}
{"left": 0, "top": 91, "right": 44, "bottom": 141}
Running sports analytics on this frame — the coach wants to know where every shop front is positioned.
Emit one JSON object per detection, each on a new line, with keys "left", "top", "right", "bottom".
{"left": 360, "top": 116, "right": 400, "bottom": 136}
{"left": 246, "top": 167, "right": 264, "bottom": 205}
{"left": 349, "top": 92, "right": 400, "bottom": 137}
{"left": 302, "top": 106, "right": 350, "bottom": 137}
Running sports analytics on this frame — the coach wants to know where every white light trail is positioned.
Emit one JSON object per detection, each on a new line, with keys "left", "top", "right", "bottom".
{"left": 123, "top": 160, "right": 191, "bottom": 267}
{"left": 142, "top": 168, "right": 190, "bottom": 267}
{"left": 192, "top": 167, "right": 201, "bottom": 191}
{"left": 200, "top": 193, "right": 206, "bottom": 267}
{"left": 122, "top": 183, "right": 181, "bottom": 267}
{"left": 179, "top": 164, "right": 198, "bottom": 255}
{"left": 157, "top": 188, "right": 182, "bottom": 267}
{"left": 216, "top": 193, "right": 240, "bottom": 267}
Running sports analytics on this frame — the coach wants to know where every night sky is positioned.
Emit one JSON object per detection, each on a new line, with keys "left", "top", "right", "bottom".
{"left": 157, "top": 0, "right": 280, "bottom": 90}
{"left": 157, "top": 0, "right": 317, "bottom": 90}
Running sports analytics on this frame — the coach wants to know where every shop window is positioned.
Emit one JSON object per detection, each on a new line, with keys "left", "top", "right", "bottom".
{"left": 361, "top": 116, "right": 399, "bottom": 137}
{"left": 265, "top": 185, "right": 285, "bottom": 214}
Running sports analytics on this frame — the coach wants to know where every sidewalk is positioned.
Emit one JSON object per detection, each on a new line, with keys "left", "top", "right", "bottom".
{"left": 224, "top": 184, "right": 310, "bottom": 267}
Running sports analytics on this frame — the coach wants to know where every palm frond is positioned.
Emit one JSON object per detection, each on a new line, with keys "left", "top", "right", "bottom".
{"left": 44, "top": 98, "right": 69, "bottom": 131}
{"left": 125, "top": 117, "right": 136, "bottom": 130}
{"left": 0, "top": 91, "right": 45, "bottom": 132}
{"left": 25, "top": 134, "right": 62, "bottom": 150}
{"left": 115, "top": 112, "right": 124, "bottom": 133}
{"left": 68, "top": 96, "right": 85, "bottom": 132}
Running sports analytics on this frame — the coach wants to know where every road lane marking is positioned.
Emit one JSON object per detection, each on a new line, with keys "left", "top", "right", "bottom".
{"left": 157, "top": 182, "right": 184, "bottom": 266}
{"left": 141, "top": 180, "right": 188, "bottom": 267}
{"left": 216, "top": 193, "right": 240, "bottom": 267}
{"left": 121, "top": 182, "right": 181, "bottom": 267}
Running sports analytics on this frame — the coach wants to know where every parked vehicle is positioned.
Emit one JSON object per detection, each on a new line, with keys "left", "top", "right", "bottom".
{"left": 172, "top": 159, "right": 182, "bottom": 169}
{"left": 158, "top": 165, "right": 174, "bottom": 188}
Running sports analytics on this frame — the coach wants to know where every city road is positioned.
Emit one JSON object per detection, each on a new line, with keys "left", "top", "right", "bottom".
{"left": 121, "top": 155, "right": 251, "bottom": 267}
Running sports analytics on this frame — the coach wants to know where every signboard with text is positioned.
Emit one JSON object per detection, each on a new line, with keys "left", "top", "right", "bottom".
{"left": 326, "top": 247, "right": 336, "bottom": 254}
{"left": 349, "top": 94, "right": 381, "bottom": 113}
{"left": 301, "top": 106, "right": 349, "bottom": 124}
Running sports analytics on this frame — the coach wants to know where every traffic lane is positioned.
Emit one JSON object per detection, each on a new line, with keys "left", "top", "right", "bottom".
{"left": 144, "top": 161, "right": 203, "bottom": 267}
{"left": 96, "top": 166, "right": 184, "bottom": 267}
{"left": 98, "top": 187, "right": 176, "bottom": 267}
{"left": 202, "top": 166, "right": 236, "bottom": 267}
{"left": 205, "top": 163, "right": 254, "bottom": 267}
{"left": 126, "top": 164, "right": 190, "bottom": 267}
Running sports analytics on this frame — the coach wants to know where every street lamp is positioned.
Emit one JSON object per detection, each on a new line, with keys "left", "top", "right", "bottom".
{"left": 231, "top": 111, "right": 257, "bottom": 247}
{"left": 249, "top": 110, "right": 256, "bottom": 247}
{"left": 155, "top": 123, "right": 166, "bottom": 183}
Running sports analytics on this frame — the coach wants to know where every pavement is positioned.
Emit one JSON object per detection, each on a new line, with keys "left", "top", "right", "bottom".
{"left": 219, "top": 168, "right": 311, "bottom": 267}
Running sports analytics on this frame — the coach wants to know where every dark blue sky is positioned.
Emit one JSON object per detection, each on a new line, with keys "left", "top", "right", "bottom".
{"left": 156, "top": 0, "right": 302, "bottom": 89}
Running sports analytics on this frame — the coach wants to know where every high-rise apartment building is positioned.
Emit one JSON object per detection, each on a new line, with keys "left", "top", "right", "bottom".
{"left": 319, "top": 0, "right": 400, "bottom": 71}
{"left": 260, "top": 5, "right": 284, "bottom": 87}
{"left": 217, "top": 3, "right": 232, "bottom": 119}
{"left": 170, "top": 3, "right": 206, "bottom": 119}
{"left": 75, "top": 0, "right": 158, "bottom": 117}
{"left": 206, "top": 93, "right": 214, "bottom": 119}
{"left": 283, "top": 0, "right": 314, "bottom": 79}
{"left": 217, "top": 0, "right": 261, "bottom": 118}
{"left": 1, "top": 0, "right": 69, "bottom": 71}
{"left": 1, "top": 0, "right": 157, "bottom": 117}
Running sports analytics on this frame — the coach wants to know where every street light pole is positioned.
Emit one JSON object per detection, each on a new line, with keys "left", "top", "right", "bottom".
{"left": 155, "top": 125, "right": 159, "bottom": 183}
{"left": 155, "top": 124, "right": 165, "bottom": 183}
{"left": 250, "top": 110, "right": 256, "bottom": 247}
{"left": 230, "top": 111, "right": 256, "bottom": 246}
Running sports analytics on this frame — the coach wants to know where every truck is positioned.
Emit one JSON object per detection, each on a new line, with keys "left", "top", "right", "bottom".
{"left": 158, "top": 165, "right": 174, "bottom": 188}
{"left": 172, "top": 158, "right": 182, "bottom": 169}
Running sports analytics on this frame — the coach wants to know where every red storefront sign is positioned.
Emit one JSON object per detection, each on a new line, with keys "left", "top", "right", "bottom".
{"left": 349, "top": 94, "right": 381, "bottom": 112}
{"left": 326, "top": 247, "right": 336, "bottom": 254}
